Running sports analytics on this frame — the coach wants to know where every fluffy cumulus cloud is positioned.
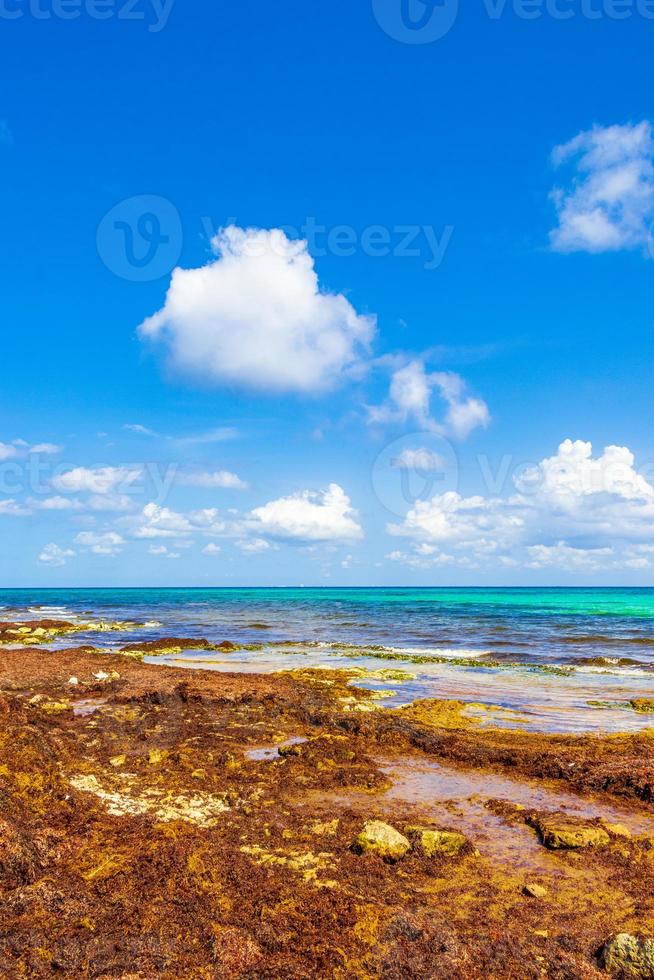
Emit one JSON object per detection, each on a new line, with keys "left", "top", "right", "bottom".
{"left": 49, "top": 466, "right": 144, "bottom": 514}
{"left": 202, "top": 543, "right": 222, "bottom": 556}
{"left": 250, "top": 483, "right": 363, "bottom": 543}
{"left": 139, "top": 226, "right": 375, "bottom": 395}
{"left": 389, "top": 439, "right": 654, "bottom": 572}
{"left": 129, "top": 502, "right": 226, "bottom": 540}
{"left": 74, "top": 531, "right": 124, "bottom": 556}
{"left": 368, "top": 361, "right": 490, "bottom": 440}
{"left": 39, "top": 543, "right": 75, "bottom": 567}
{"left": 52, "top": 466, "right": 142, "bottom": 495}
{"left": 550, "top": 121, "right": 654, "bottom": 253}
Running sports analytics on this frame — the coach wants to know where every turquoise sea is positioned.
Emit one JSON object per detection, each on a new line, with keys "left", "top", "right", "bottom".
{"left": 3, "top": 587, "right": 654, "bottom": 734}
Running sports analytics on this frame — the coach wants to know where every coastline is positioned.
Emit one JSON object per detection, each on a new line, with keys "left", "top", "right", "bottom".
{"left": 1, "top": 618, "right": 654, "bottom": 977}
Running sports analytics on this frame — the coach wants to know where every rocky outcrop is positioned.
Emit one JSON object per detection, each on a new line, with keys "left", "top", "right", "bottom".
{"left": 407, "top": 826, "right": 469, "bottom": 858}
{"left": 530, "top": 814, "right": 610, "bottom": 849}
{"left": 353, "top": 821, "right": 411, "bottom": 861}
{"left": 600, "top": 933, "right": 654, "bottom": 977}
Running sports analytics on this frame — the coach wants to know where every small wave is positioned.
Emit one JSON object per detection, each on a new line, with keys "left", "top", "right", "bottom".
{"left": 28, "top": 605, "right": 73, "bottom": 617}
{"left": 571, "top": 656, "right": 645, "bottom": 668}
{"left": 573, "top": 664, "right": 654, "bottom": 678}
{"left": 383, "top": 646, "right": 491, "bottom": 659}
{"left": 308, "top": 641, "right": 490, "bottom": 659}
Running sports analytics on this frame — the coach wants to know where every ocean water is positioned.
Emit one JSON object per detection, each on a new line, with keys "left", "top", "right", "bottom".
{"left": 2, "top": 587, "right": 654, "bottom": 734}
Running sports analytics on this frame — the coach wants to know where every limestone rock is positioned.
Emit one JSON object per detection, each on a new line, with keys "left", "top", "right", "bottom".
{"left": 600, "top": 933, "right": 654, "bottom": 977}
{"left": 354, "top": 821, "right": 410, "bottom": 861}
{"left": 523, "top": 882, "right": 548, "bottom": 898}
{"left": 407, "top": 826, "right": 468, "bottom": 858}
{"left": 533, "top": 815, "right": 610, "bottom": 850}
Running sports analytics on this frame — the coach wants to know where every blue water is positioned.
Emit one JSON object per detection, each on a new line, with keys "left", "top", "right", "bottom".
{"left": 3, "top": 588, "right": 654, "bottom": 733}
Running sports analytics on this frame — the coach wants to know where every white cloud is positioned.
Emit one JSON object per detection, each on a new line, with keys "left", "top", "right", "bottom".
{"left": 526, "top": 542, "right": 614, "bottom": 570}
{"left": 39, "top": 543, "right": 75, "bottom": 566}
{"left": 177, "top": 469, "right": 248, "bottom": 490}
{"left": 53, "top": 466, "right": 142, "bottom": 495}
{"left": 550, "top": 121, "right": 654, "bottom": 253}
{"left": 123, "top": 424, "right": 159, "bottom": 437}
{"left": 0, "top": 121, "right": 13, "bottom": 146}
{"left": 132, "top": 503, "right": 195, "bottom": 539}
{"left": 173, "top": 427, "right": 238, "bottom": 446}
{"left": 391, "top": 448, "right": 446, "bottom": 472}
{"left": 387, "top": 547, "right": 457, "bottom": 569}
{"left": 139, "top": 225, "right": 375, "bottom": 395}
{"left": 515, "top": 439, "right": 654, "bottom": 503}
{"left": 30, "top": 443, "right": 61, "bottom": 455}
{"left": 0, "top": 439, "right": 60, "bottom": 461}
{"left": 87, "top": 493, "right": 136, "bottom": 513}
{"left": 250, "top": 483, "right": 363, "bottom": 543}
{"left": 432, "top": 372, "right": 491, "bottom": 439}
{"left": 130, "top": 502, "right": 227, "bottom": 540}
{"left": 75, "top": 531, "right": 124, "bottom": 556}
{"left": 235, "top": 538, "right": 271, "bottom": 554}
{"left": 389, "top": 438, "right": 654, "bottom": 571}
{"left": 29, "top": 496, "right": 83, "bottom": 511}
{"left": 0, "top": 499, "right": 31, "bottom": 516}
{"left": 202, "top": 543, "right": 222, "bottom": 556}
{"left": 148, "top": 544, "right": 181, "bottom": 559}
{"left": 123, "top": 423, "right": 238, "bottom": 445}
{"left": 389, "top": 491, "right": 524, "bottom": 548}
{"left": 369, "top": 361, "right": 489, "bottom": 440}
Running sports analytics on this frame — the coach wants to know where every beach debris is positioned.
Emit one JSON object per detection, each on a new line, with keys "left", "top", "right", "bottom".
{"left": 92, "top": 670, "right": 120, "bottom": 683}
{"left": 67, "top": 676, "right": 79, "bottom": 686}
{"left": 600, "top": 933, "right": 654, "bottom": 977}
{"left": 530, "top": 814, "right": 610, "bottom": 850}
{"left": 353, "top": 821, "right": 411, "bottom": 861}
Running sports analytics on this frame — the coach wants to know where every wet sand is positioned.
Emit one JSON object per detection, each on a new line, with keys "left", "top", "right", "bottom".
{"left": 1, "top": 620, "right": 654, "bottom": 977}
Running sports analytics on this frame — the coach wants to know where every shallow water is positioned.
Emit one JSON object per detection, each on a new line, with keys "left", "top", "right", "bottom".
{"left": 305, "top": 755, "right": 654, "bottom": 873}
{"left": 4, "top": 588, "right": 654, "bottom": 734}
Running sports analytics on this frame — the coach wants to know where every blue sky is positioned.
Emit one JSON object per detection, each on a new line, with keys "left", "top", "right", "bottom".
{"left": 1, "top": 0, "right": 653, "bottom": 586}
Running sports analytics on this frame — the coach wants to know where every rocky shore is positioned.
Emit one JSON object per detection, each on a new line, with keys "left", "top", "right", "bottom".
{"left": 1, "top": 620, "right": 654, "bottom": 978}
